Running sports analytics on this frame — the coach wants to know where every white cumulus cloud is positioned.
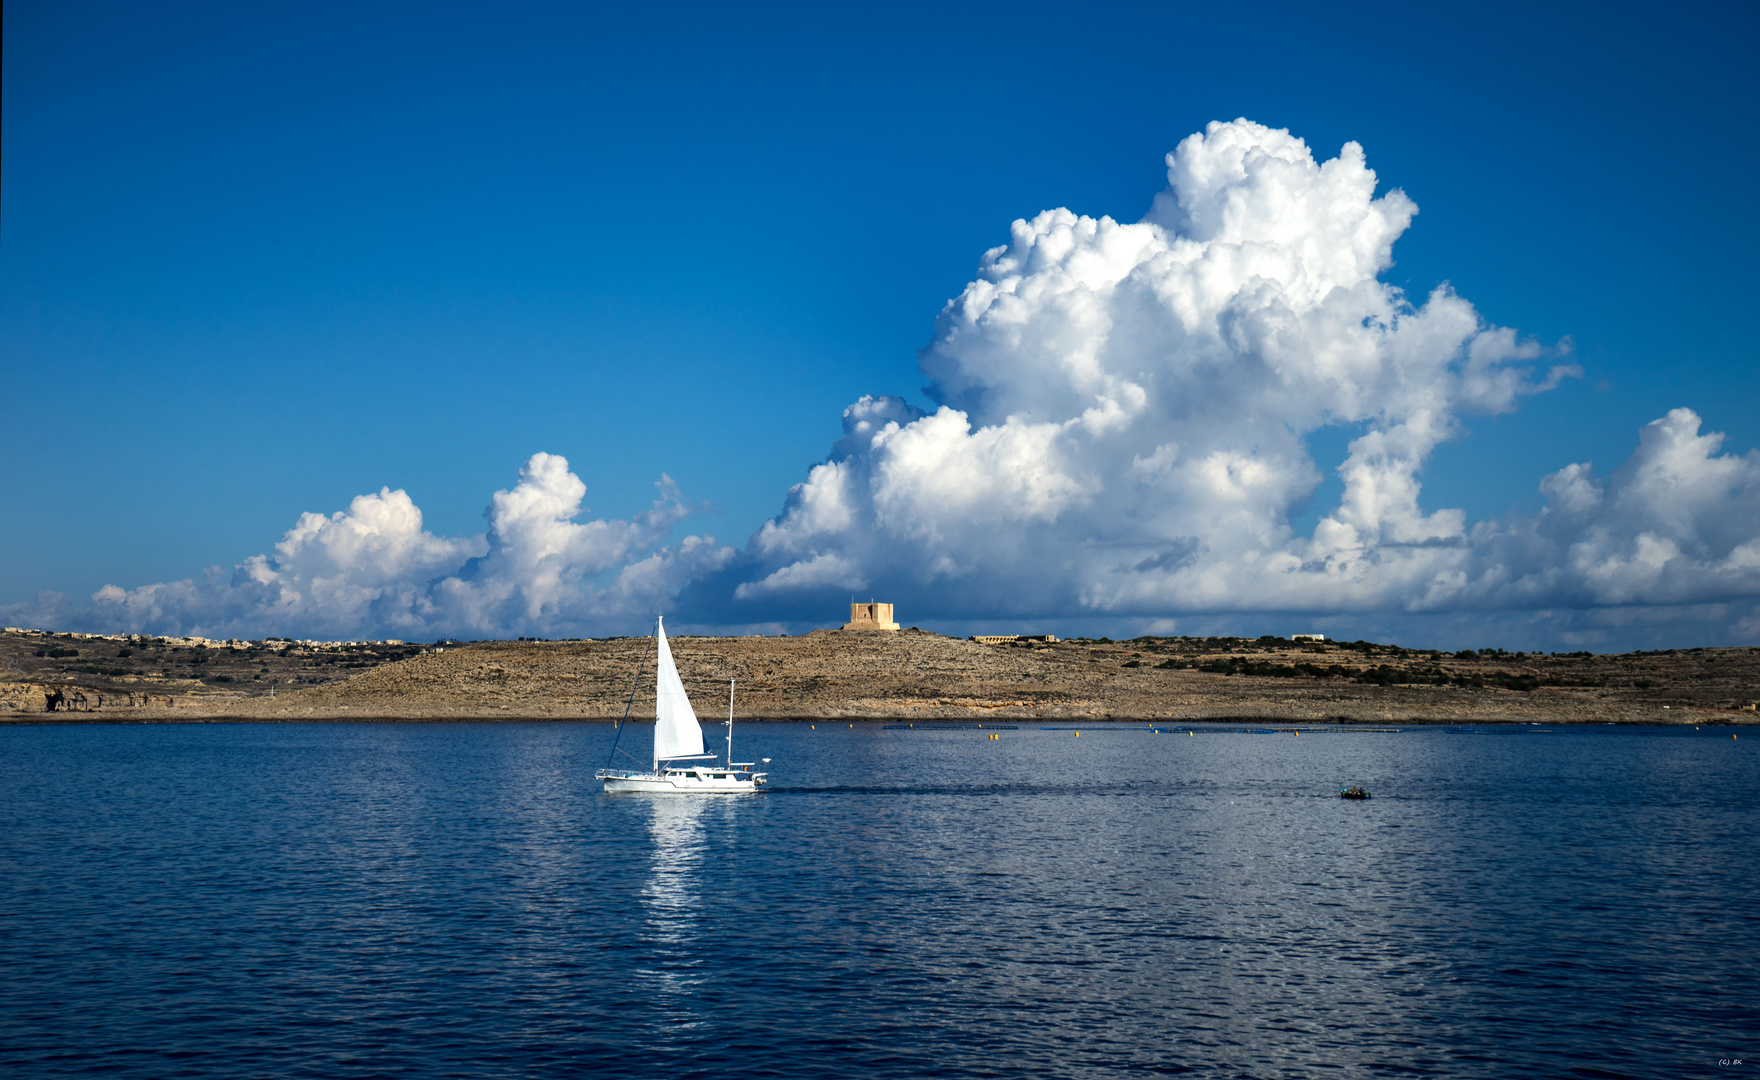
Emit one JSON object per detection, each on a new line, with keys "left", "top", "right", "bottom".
{"left": 1476, "top": 409, "right": 1760, "bottom": 609}
{"left": 59, "top": 454, "right": 733, "bottom": 640}
{"left": 726, "top": 119, "right": 1759, "bottom": 649}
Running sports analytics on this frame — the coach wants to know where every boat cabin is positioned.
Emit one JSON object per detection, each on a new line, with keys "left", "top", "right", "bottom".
{"left": 665, "top": 767, "right": 741, "bottom": 781}
{"left": 656, "top": 764, "right": 765, "bottom": 787}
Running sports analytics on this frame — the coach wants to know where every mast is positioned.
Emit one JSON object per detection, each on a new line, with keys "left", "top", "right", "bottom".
{"left": 603, "top": 631, "right": 651, "bottom": 772}
{"left": 727, "top": 679, "right": 735, "bottom": 766}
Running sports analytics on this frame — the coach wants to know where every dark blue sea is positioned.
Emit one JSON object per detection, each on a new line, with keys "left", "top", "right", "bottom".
{"left": 2, "top": 720, "right": 1755, "bottom": 1078}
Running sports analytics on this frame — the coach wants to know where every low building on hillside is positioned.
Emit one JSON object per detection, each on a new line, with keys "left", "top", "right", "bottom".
{"left": 971, "top": 634, "right": 1059, "bottom": 645}
{"left": 1291, "top": 633, "right": 1327, "bottom": 643}
{"left": 842, "top": 602, "right": 900, "bottom": 631}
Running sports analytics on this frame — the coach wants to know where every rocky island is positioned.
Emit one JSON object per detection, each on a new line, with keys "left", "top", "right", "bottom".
{"left": 2, "top": 625, "right": 1756, "bottom": 725}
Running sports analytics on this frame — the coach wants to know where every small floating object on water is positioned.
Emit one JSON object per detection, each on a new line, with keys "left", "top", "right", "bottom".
{"left": 1339, "top": 786, "right": 1371, "bottom": 800}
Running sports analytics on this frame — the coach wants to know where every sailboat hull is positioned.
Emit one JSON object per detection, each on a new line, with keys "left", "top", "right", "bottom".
{"left": 597, "top": 769, "right": 765, "bottom": 794}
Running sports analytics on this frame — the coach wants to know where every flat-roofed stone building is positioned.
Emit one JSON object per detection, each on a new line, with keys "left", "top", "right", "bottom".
{"left": 971, "top": 634, "right": 1060, "bottom": 645}
{"left": 842, "top": 602, "right": 900, "bottom": 631}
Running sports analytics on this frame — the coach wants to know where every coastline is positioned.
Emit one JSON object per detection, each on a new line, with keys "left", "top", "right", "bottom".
{"left": 10, "top": 715, "right": 1754, "bottom": 726}
{"left": 6, "top": 629, "right": 1756, "bottom": 726}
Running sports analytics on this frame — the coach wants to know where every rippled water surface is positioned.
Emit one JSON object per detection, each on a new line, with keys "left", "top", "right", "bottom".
{"left": 2, "top": 721, "right": 1755, "bottom": 1078}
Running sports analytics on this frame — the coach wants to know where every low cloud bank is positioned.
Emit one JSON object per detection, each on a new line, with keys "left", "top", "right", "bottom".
{"left": 5, "top": 454, "right": 734, "bottom": 641}
{"left": 8, "top": 120, "right": 1757, "bottom": 650}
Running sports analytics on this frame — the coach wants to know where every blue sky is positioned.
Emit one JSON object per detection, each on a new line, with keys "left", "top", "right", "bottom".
{"left": 3, "top": 0, "right": 1757, "bottom": 648}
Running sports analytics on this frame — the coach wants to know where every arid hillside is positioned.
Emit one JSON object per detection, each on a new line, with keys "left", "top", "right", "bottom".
{"left": 6, "top": 627, "right": 1756, "bottom": 724}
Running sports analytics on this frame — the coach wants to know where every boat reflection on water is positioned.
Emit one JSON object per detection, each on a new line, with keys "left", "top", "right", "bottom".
{"left": 634, "top": 795, "right": 714, "bottom": 1010}
{"left": 641, "top": 796, "right": 707, "bottom": 935}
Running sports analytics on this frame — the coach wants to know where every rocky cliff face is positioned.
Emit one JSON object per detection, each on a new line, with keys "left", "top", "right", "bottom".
{"left": 0, "top": 682, "right": 44, "bottom": 713}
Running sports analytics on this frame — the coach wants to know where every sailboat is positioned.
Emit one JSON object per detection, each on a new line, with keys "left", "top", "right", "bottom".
{"left": 596, "top": 616, "right": 768, "bottom": 793}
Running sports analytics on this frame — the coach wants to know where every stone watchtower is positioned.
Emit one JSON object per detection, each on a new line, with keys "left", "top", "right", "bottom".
{"left": 841, "top": 602, "right": 900, "bottom": 631}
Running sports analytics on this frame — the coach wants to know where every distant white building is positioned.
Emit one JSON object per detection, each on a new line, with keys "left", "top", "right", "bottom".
{"left": 1291, "top": 633, "right": 1326, "bottom": 643}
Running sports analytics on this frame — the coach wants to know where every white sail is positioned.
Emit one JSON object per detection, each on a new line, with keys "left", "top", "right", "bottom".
{"left": 652, "top": 617, "right": 706, "bottom": 764}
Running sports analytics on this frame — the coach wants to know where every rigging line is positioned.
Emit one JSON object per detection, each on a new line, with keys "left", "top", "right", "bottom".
{"left": 604, "top": 633, "right": 654, "bottom": 770}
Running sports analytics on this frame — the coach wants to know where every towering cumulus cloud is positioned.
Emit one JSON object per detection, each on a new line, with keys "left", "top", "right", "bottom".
{"left": 731, "top": 119, "right": 1760, "bottom": 646}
